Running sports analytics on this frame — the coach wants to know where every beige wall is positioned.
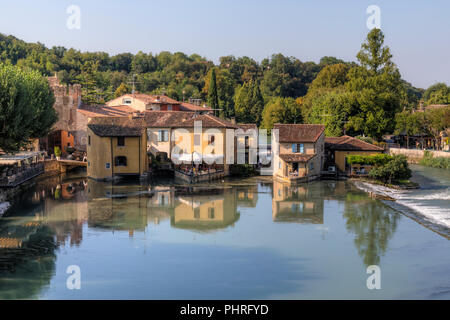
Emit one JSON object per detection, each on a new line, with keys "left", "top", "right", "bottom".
{"left": 87, "top": 128, "right": 147, "bottom": 180}
{"left": 147, "top": 128, "right": 172, "bottom": 156}
{"left": 273, "top": 132, "right": 325, "bottom": 179}
{"left": 279, "top": 142, "right": 315, "bottom": 155}
{"left": 147, "top": 127, "right": 228, "bottom": 163}
{"left": 106, "top": 96, "right": 146, "bottom": 112}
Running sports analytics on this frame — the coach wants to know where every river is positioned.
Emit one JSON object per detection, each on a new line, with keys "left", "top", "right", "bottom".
{"left": 0, "top": 166, "right": 449, "bottom": 299}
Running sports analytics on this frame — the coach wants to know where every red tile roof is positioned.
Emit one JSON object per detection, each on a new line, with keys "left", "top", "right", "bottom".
{"left": 279, "top": 154, "right": 315, "bottom": 163}
{"left": 179, "top": 102, "right": 212, "bottom": 112}
{"left": 236, "top": 123, "right": 257, "bottom": 131}
{"left": 274, "top": 124, "right": 325, "bottom": 143}
{"left": 78, "top": 104, "right": 135, "bottom": 117}
{"left": 325, "top": 135, "right": 384, "bottom": 151}
{"left": 173, "top": 114, "right": 238, "bottom": 129}
{"left": 144, "top": 111, "right": 196, "bottom": 128}
{"left": 87, "top": 117, "right": 145, "bottom": 137}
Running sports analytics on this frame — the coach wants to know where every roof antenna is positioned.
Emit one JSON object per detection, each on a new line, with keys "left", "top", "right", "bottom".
{"left": 128, "top": 74, "right": 138, "bottom": 99}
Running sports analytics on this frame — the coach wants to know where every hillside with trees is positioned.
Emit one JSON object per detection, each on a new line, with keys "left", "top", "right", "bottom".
{"left": 0, "top": 30, "right": 446, "bottom": 142}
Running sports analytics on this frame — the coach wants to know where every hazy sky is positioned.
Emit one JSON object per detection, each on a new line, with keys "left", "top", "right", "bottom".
{"left": 0, "top": 0, "right": 448, "bottom": 88}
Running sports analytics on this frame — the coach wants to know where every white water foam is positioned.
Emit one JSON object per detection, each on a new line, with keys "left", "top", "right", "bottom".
{"left": 353, "top": 181, "right": 450, "bottom": 230}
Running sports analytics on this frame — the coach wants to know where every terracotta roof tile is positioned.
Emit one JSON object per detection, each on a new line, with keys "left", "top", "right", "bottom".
{"left": 173, "top": 114, "right": 238, "bottom": 129}
{"left": 279, "top": 154, "right": 315, "bottom": 163}
{"left": 87, "top": 117, "right": 145, "bottom": 137}
{"left": 78, "top": 104, "right": 135, "bottom": 117}
{"left": 144, "top": 111, "right": 195, "bottom": 128}
{"left": 236, "top": 123, "right": 257, "bottom": 131}
{"left": 274, "top": 124, "right": 325, "bottom": 143}
{"left": 325, "top": 135, "right": 384, "bottom": 151}
{"left": 179, "top": 102, "right": 212, "bottom": 112}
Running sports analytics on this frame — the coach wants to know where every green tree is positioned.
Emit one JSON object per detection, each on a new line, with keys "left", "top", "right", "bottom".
{"left": 234, "top": 80, "right": 265, "bottom": 125}
{"left": 369, "top": 155, "right": 411, "bottom": 184}
{"left": 114, "top": 83, "right": 129, "bottom": 98}
{"left": 261, "top": 97, "right": 302, "bottom": 130}
{"left": 394, "top": 110, "right": 421, "bottom": 148}
{"left": 423, "top": 83, "right": 449, "bottom": 105}
{"left": 345, "top": 29, "right": 404, "bottom": 140}
{"left": 207, "top": 68, "right": 220, "bottom": 116}
{"left": 0, "top": 63, "right": 56, "bottom": 152}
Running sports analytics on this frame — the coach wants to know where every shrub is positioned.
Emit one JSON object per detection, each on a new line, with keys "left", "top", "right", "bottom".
{"left": 230, "top": 164, "right": 256, "bottom": 177}
{"left": 369, "top": 155, "right": 411, "bottom": 183}
{"left": 54, "top": 146, "right": 61, "bottom": 157}
{"left": 419, "top": 151, "right": 450, "bottom": 169}
{"left": 347, "top": 154, "right": 392, "bottom": 166}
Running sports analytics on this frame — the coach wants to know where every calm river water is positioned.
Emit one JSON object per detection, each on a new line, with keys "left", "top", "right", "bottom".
{"left": 0, "top": 166, "right": 449, "bottom": 299}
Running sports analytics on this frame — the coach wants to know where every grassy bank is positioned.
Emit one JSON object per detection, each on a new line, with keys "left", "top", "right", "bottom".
{"left": 419, "top": 151, "right": 450, "bottom": 169}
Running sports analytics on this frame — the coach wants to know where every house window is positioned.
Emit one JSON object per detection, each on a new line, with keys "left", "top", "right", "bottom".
{"left": 167, "top": 105, "right": 172, "bottom": 111}
{"left": 158, "top": 130, "right": 169, "bottom": 142}
{"left": 114, "top": 156, "right": 127, "bottom": 167}
{"left": 208, "top": 135, "right": 215, "bottom": 145}
{"left": 292, "top": 143, "right": 304, "bottom": 153}
{"left": 106, "top": 162, "right": 110, "bottom": 169}
{"left": 310, "top": 161, "right": 314, "bottom": 170}
{"left": 88, "top": 136, "right": 91, "bottom": 146}
{"left": 279, "top": 161, "right": 281, "bottom": 169}
{"left": 123, "top": 98, "right": 132, "bottom": 105}
{"left": 208, "top": 207, "right": 215, "bottom": 219}
{"left": 117, "top": 137, "right": 125, "bottom": 146}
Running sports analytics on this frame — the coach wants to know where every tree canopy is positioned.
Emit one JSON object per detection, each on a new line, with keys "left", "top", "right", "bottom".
{"left": 0, "top": 63, "right": 57, "bottom": 152}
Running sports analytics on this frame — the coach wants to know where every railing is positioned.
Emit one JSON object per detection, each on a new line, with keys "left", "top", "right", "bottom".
{"left": 0, "top": 162, "right": 44, "bottom": 187}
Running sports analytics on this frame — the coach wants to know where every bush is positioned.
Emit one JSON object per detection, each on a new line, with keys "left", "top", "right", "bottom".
{"left": 368, "top": 155, "right": 411, "bottom": 183}
{"left": 54, "top": 146, "right": 61, "bottom": 157}
{"left": 419, "top": 151, "right": 450, "bottom": 169}
{"left": 230, "top": 164, "right": 256, "bottom": 177}
{"left": 347, "top": 154, "right": 392, "bottom": 166}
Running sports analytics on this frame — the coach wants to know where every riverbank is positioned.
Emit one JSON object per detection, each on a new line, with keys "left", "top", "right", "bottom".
{"left": 351, "top": 165, "right": 450, "bottom": 238}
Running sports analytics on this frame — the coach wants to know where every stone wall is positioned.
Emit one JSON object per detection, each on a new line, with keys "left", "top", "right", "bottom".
{"left": 389, "top": 148, "right": 450, "bottom": 163}
{"left": 47, "top": 74, "right": 84, "bottom": 149}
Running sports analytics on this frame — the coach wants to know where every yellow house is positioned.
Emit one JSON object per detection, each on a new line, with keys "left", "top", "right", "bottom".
{"left": 324, "top": 135, "right": 384, "bottom": 173}
{"left": 86, "top": 116, "right": 147, "bottom": 180}
{"left": 145, "top": 112, "right": 238, "bottom": 180}
{"left": 272, "top": 124, "right": 325, "bottom": 183}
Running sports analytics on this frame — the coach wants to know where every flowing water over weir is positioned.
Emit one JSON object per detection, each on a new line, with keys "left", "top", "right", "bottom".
{"left": 0, "top": 167, "right": 449, "bottom": 299}
{"left": 353, "top": 165, "right": 450, "bottom": 238}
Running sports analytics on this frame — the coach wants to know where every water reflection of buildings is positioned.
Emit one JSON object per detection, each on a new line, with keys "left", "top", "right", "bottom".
{"left": 171, "top": 187, "right": 240, "bottom": 232}
{"left": 0, "top": 176, "right": 88, "bottom": 299}
{"left": 87, "top": 180, "right": 162, "bottom": 235}
{"left": 272, "top": 180, "right": 324, "bottom": 224}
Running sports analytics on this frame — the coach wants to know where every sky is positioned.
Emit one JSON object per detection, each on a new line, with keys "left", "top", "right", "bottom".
{"left": 0, "top": 0, "right": 448, "bottom": 89}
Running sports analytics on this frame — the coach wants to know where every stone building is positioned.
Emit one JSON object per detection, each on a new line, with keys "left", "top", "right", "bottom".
{"left": 40, "top": 75, "right": 82, "bottom": 156}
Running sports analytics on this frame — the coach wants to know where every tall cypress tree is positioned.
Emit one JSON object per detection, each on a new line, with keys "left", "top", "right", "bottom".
{"left": 251, "top": 80, "right": 264, "bottom": 126}
{"left": 207, "top": 68, "right": 220, "bottom": 117}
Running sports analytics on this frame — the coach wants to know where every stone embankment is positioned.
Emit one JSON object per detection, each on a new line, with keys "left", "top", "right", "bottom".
{"left": 389, "top": 148, "right": 450, "bottom": 163}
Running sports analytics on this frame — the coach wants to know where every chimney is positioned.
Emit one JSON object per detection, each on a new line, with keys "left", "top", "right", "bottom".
{"left": 230, "top": 117, "right": 236, "bottom": 124}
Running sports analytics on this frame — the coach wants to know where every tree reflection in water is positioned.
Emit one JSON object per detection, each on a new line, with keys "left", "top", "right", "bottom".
{"left": 343, "top": 192, "right": 400, "bottom": 266}
{"left": 0, "top": 225, "right": 57, "bottom": 299}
